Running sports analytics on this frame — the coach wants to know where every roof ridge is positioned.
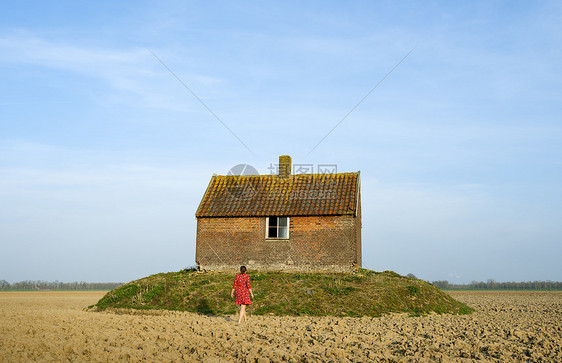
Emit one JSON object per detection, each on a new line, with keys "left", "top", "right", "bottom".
{"left": 212, "top": 171, "right": 360, "bottom": 178}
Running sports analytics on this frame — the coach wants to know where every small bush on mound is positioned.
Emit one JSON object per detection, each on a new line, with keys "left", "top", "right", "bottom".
{"left": 94, "top": 269, "right": 473, "bottom": 317}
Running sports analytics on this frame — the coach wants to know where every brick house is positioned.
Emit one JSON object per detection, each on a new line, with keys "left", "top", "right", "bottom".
{"left": 195, "top": 155, "right": 361, "bottom": 272}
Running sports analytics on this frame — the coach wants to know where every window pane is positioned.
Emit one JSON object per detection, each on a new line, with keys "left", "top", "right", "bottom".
{"left": 268, "top": 227, "right": 277, "bottom": 238}
{"left": 269, "top": 217, "right": 278, "bottom": 227}
{"left": 278, "top": 226, "right": 288, "bottom": 238}
{"left": 279, "top": 217, "right": 287, "bottom": 227}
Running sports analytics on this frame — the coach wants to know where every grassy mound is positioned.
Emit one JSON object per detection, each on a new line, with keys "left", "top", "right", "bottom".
{"left": 93, "top": 269, "right": 473, "bottom": 317}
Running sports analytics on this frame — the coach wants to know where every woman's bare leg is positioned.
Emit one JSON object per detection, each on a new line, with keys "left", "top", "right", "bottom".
{"left": 239, "top": 304, "right": 246, "bottom": 323}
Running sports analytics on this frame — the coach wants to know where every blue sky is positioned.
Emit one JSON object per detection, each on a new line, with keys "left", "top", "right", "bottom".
{"left": 1, "top": 1, "right": 561, "bottom": 283}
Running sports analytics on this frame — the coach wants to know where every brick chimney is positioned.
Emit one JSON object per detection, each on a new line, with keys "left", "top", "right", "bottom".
{"left": 278, "top": 155, "right": 291, "bottom": 178}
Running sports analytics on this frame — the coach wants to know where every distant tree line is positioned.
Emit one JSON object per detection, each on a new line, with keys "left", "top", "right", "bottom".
{"left": 0, "top": 280, "right": 123, "bottom": 291}
{"left": 431, "top": 279, "right": 562, "bottom": 291}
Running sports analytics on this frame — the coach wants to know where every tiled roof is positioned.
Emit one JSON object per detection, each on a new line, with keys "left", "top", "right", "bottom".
{"left": 195, "top": 172, "right": 360, "bottom": 218}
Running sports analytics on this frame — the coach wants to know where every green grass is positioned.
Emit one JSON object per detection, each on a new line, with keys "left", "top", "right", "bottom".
{"left": 93, "top": 269, "right": 473, "bottom": 317}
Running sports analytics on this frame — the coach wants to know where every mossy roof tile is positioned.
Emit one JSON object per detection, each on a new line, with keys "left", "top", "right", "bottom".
{"left": 196, "top": 172, "right": 360, "bottom": 217}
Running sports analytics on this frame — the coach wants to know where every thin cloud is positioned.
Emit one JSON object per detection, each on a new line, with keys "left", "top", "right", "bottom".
{"left": 0, "top": 33, "right": 226, "bottom": 111}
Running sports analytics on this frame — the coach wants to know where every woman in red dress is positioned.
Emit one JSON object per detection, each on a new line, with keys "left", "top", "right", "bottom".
{"left": 231, "top": 266, "right": 254, "bottom": 323}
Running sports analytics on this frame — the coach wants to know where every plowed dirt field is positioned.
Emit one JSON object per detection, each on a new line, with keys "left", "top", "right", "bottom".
{"left": 1, "top": 291, "right": 560, "bottom": 362}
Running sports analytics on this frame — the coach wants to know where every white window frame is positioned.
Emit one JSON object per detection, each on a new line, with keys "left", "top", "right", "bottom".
{"left": 265, "top": 216, "right": 290, "bottom": 239}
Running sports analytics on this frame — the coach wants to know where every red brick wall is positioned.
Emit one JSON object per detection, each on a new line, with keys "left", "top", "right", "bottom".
{"left": 196, "top": 212, "right": 361, "bottom": 272}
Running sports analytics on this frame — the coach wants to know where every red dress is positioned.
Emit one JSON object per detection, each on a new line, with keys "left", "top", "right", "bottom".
{"left": 233, "top": 273, "right": 252, "bottom": 305}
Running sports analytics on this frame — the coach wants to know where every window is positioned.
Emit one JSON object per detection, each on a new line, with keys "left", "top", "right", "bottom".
{"left": 266, "top": 217, "right": 289, "bottom": 239}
